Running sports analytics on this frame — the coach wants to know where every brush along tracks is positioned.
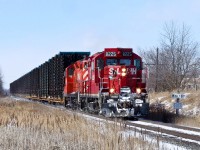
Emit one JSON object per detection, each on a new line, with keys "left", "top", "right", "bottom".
{"left": 10, "top": 96, "right": 200, "bottom": 148}
{"left": 14, "top": 96, "right": 200, "bottom": 142}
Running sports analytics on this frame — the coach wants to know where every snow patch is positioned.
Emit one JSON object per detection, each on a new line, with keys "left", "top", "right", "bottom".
{"left": 130, "top": 121, "right": 200, "bottom": 136}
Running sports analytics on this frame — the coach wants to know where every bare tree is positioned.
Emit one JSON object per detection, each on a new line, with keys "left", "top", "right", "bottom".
{"left": 141, "top": 22, "right": 199, "bottom": 91}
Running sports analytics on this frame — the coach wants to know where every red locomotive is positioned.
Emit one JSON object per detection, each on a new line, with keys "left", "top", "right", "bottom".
{"left": 64, "top": 48, "right": 149, "bottom": 117}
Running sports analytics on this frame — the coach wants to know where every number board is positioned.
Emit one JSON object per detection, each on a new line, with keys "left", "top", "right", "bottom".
{"left": 105, "top": 52, "right": 117, "bottom": 57}
{"left": 122, "top": 52, "right": 132, "bottom": 56}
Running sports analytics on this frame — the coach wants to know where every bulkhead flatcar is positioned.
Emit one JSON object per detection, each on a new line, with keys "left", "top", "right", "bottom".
{"left": 10, "top": 52, "right": 90, "bottom": 102}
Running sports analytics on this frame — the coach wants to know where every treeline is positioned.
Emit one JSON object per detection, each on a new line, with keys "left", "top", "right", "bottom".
{"left": 141, "top": 22, "right": 200, "bottom": 92}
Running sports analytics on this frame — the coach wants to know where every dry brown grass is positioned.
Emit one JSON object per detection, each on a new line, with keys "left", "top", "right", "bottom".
{"left": 148, "top": 91, "right": 172, "bottom": 104}
{"left": 175, "top": 116, "right": 200, "bottom": 128}
{"left": 0, "top": 97, "right": 156, "bottom": 150}
{"left": 148, "top": 90, "right": 200, "bottom": 127}
{"left": 182, "top": 90, "right": 200, "bottom": 108}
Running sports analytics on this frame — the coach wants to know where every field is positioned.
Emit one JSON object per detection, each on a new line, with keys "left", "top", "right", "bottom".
{"left": 1, "top": 91, "right": 199, "bottom": 149}
{"left": 0, "top": 97, "right": 156, "bottom": 150}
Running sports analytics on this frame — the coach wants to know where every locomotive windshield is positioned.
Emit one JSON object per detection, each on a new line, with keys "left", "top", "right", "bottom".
{"left": 106, "top": 59, "right": 117, "bottom": 65}
{"left": 119, "top": 59, "right": 131, "bottom": 66}
{"left": 106, "top": 59, "right": 131, "bottom": 66}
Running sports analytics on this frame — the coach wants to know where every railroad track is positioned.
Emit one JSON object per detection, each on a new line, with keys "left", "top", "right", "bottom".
{"left": 125, "top": 120, "right": 200, "bottom": 142}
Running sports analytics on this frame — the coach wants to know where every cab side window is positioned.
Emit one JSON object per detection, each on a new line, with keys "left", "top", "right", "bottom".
{"left": 134, "top": 59, "right": 141, "bottom": 70}
{"left": 91, "top": 61, "right": 94, "bottom": 71}
{"left": 97, "top": 58, "right": 104, "bottom": 69}
{"left": 84, "top": 62, "right": 88, "bottom": 69}
{"left": 68, "top": 68, "right": 74, "bottom": 76}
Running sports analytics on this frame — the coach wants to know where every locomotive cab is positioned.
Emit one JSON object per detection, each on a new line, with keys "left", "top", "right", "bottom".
{"left": 99, "top": 48, "right": 146, "bottom": 96}
{"left": 98, "top": 48, "right": 149, "bottom": 117}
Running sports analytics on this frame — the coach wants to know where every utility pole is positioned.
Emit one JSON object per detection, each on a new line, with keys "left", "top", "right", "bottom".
{"left": 155, "top": 48, "right": 159, "bottom": 92}
{"left": 145, "top": 47, "right": 160, "bottom": 92}
{"left": 176, "top": 98, "right": 180, "bottom": 116}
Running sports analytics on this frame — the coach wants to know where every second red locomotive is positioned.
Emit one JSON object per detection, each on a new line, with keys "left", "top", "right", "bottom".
{"left": 64, "top": 48, "right": 149, "bottom": 117}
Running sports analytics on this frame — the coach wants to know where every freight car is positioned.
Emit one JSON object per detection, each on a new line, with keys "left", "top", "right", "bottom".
{"left": 10, "top": 52, "right": 90, "bottom": 103}
{"left": 10, "top": 48, "right": 149, "bottom": 118}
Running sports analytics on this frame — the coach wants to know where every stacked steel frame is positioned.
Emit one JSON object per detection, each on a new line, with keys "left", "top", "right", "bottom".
{"left": 10, "top": 52, "right": 90, "bottom": 100}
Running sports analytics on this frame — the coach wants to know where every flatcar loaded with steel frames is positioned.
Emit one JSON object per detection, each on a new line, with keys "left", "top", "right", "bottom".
{"left": 10, "top": 48, "right": 149, "bottom": 118}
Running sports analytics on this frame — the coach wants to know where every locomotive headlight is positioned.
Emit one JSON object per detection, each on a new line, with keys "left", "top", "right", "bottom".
{"left": 110, "top": 88, "right": 115, "bottom": 93}
{"left": 122, "top": 68, "right": 126, "bottom": 72}
{"left": 122, "top": 72, "right": 126, "bottom": 76}
{"left": 136, "top": 88, "right": 141, "bottom": 94}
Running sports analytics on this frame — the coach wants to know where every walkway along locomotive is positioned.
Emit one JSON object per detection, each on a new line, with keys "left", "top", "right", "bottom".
{"left": 10, "top": 48, "right": 149, "bottom": 117}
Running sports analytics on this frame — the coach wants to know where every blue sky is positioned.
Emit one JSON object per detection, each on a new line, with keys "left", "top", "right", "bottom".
{"left": 0, "top": 0, "right": 200, "bottom": 89}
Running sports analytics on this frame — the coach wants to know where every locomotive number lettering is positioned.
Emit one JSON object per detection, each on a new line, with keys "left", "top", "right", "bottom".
{"left": 106, "top": 52, "right": 117, "bottom": 57}
{"left": 122, "top": 52, "right": 132, "bottom": 56}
